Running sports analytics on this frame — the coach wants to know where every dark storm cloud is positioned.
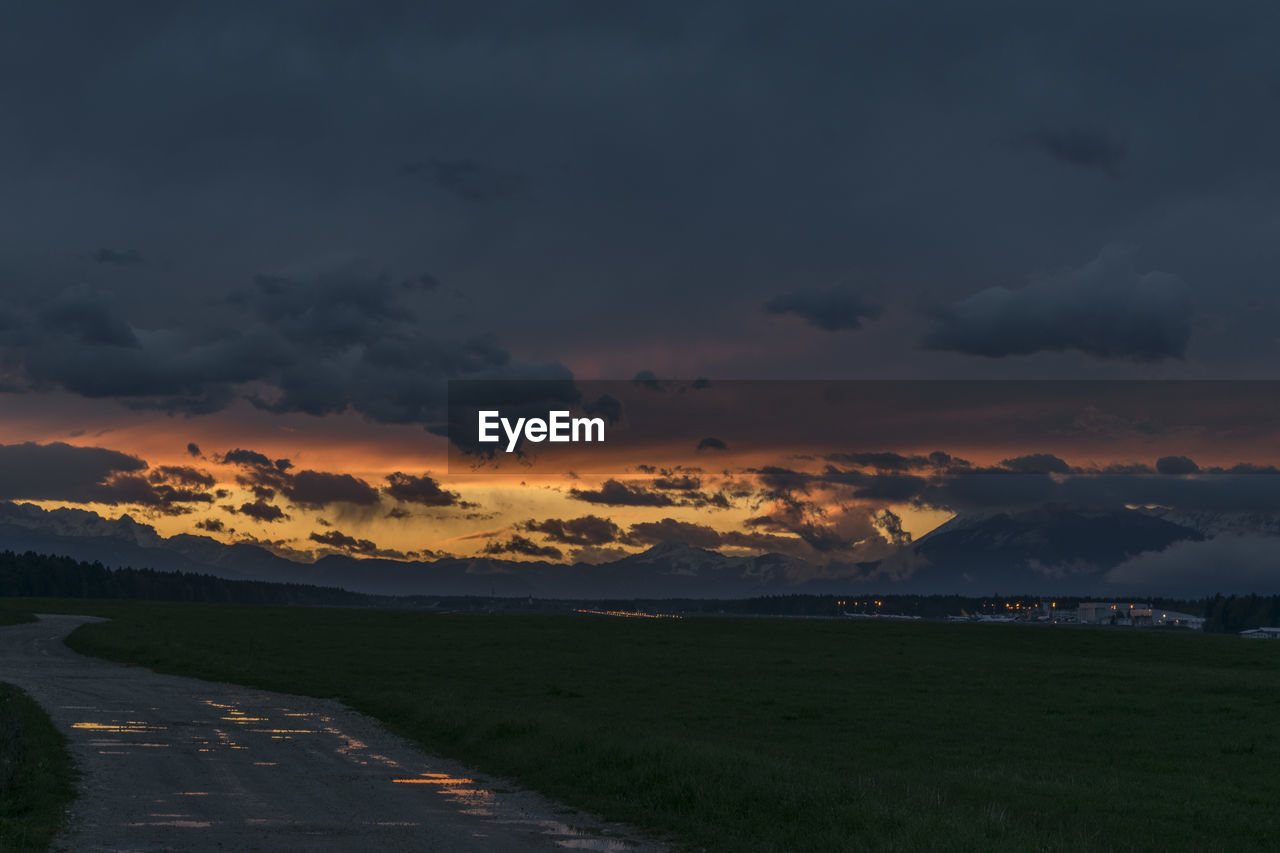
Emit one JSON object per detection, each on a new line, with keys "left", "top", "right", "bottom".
{"left": 1, "top": 287, "right": 283, "bottom": 405}
{"left": 0, "top": 267, "right": 568, "bottom": 421}
{"left": 0, "top": 442, "right": 145, "bottom": 501}
{"left": 383, "top": 472, "right": 465, "bottom": 507}
{"left": 220, "top": 446, "right": 404, "bottom": 512}
{"left": 282, "top": 470, "right": 380, "bottom": 508}
{"left": 521, "top": 515, "right": 622, "bottom": 546}
{"left": 88, "top": 248, "right": 144, "bottom": 266}
{"left": 696, "top": 437, "right": 727, "bottom": 451}
{"left": 1030, "top": 129, "right": 1126, "bottom": 176}
{"left": 927, "top": 451, "right": 968, "bottom": 469}
{"left": 999, "top": 453, "right": 1072, "bottom": 475}
{"left": 753, "top": 466, "right": 817, "bottom": 497}
{"left": 195, "top": 518, "right": 225, "bottom": 533}
{"left": 817, "top": 467, "right": 929, "bottom": 501}
{"left": 567, "top": 476, "right": 729, "bottom": 508}
{"left": 1156, "top": 455, "right": 1200, "bottom": 475}
{"left": 148, "top": 465, "right": 216, "bottom": 488}
{"left": 483, "top": 535, "right": 562, "bottom": 560}
{"left": 614, "top": 517, "right": 807, "bottom": 555}
{"left": 37, "top": 286, "right": 139, "bottom": 348}
{"left": 2, "top": 3, "right": 1279, "bottom": 394}
{"left": 310, "top": 529, "right": 366, "bottom": 549}
{"left": 240, "top": 270, "right": 569, "bottom": 423}
{"left": 220, "top": 449, "right": 286, "bottom": 470}
{"left": 308, "top": 529, "right": 402, "bottom": 557}
{"left": 922, "top": 248, "right": 1192, "bottom": 361}
{"left": 568, "top": 479, "right": 675, "bottom": 507}
{"left": 232, "top": 500, "right": 288, "bottom": 523}
{"left": 744, "top": 451, "right": 1280, "bottom": 515}
{"left": 624, "top": 519, "right": 725, "bottom": 549}
{"left": 186, "top": 442, "right": 202, "bottom": 458}
{"left": 763, "top": 289, "right": 882, "bottom": 332}
{"left": 516, "top": 513, "right": 811, "bottom": 556}
{"left": 651, "top": 473, "right": 702, "bottom": 491}
{"left": 743, "top": 514, "right": 855, "bottom": 554}
{"left": 0, "top": 442, "right": 210, "bottom": 513}
{"left": 90, "top": 474, "right": 215, "bottom": 514}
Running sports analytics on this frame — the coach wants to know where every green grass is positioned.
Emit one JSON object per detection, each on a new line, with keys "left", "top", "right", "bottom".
{"left": 0, "top": 608, "right": 35, "bottom": 627}
{"left": 0, "top": 682, "right": 76, "bottom": 852}
{"left": 20, "top": 599, "right": 1280, "bottom": 851}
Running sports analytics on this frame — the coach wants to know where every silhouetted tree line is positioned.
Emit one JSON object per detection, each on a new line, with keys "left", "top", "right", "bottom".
{"left": 1201, "top": 594, "right": 1280, "bottom": 633}
{"left": 0, "top": 550, "right": 367, "bottom": 606}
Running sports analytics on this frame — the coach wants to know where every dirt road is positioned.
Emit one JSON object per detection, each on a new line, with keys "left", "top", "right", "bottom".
{"left": 0, "top": 614, "right": 663, "bottom": 852}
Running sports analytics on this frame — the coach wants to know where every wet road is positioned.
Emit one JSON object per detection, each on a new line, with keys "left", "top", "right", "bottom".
{"left": 0, "top": 615, "right": 663, "bottom": 852}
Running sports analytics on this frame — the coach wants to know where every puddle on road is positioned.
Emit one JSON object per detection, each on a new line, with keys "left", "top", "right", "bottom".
{"left": 72, "top": 721, "right": 165, "bottom": 733}
{"left": 390, "top": 772, "right": 641, "bottom": 850}
{"left": 64, "top": 698, "right": 652, "bottom": 850}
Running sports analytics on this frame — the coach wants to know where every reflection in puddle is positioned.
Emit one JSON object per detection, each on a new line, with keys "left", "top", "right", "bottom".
{"left": 391, "top": 773, "right": 641, "bottom": 851}
{"left": 64, "top": 698, "right": 654, "bottom": 851}
{"left": 72, "top": 721, "right": 166, "bottom": 733}
{"left": 392, "top": 775, "right": 476, "bottom": 785}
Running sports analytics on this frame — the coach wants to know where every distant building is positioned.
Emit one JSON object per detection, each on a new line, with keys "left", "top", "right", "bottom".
{"left": 1077, "top": 602, "right": 1202, "bottom": 630}
{"left": 1077, "top": 602, "right": 1125, "bottom": 624}
{"left": 1131, "top": 608, "right": 1204, "bottom": 630}
{"left": 1240, "top": 627, "right": 1280, "bottom": 639}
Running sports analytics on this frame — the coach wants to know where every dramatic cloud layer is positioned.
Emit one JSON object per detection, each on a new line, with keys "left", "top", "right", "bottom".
{"left": 483, "top": 535, "right": 562, "bottom": 560}
{"left": 0, "top": 271, "right": 569, "bottom": 424}
{"left": 522, "top": 516, "right": 622, "bottom": 546}
{"left": 1107, "top": 536, "right": 1280, "bottom": 596}
{"left": 0, "top": 442, "right": 145, "bottom": 501}
{"left": 0, "top": 442, "right": 216, "bottom": 513}
{"left": 763, "top": 289, "right": 882, "bottom": 332}
{"left": 0, "top": 3, "right": 1278, "bottom": 593}
{"left": 4, "top": 2, "right": 1276, "bottom": 388}
{"left": 383, "top": 472, "right": 466, "bottom": 507}
{"left": 922, "top": 248, "right": 1192, "bottom": 361}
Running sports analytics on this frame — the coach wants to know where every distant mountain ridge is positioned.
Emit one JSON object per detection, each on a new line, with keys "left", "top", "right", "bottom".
{"left": 0, "top": 502, "right": 806, "bottom": 599}
{"left": 0, "top": 501, "right": 1269, "bottom": 597}
{"left": 908, "top": 505, "right": 1206, "bottom": 594}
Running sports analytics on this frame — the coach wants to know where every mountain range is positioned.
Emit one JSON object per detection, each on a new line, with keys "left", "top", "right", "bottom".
{"left": 0, "top": 500, "right": 1268, "bottom": 598}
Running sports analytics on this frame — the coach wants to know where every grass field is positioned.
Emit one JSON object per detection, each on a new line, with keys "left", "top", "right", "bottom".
{"left": 0, "top": 607, "right": 35, "bottom": 627}
{"left": 0, "top": 681, "right": 76, "bottom": 852}
{"left": 12, "top": 599, "right": 1278, "bottom": 851}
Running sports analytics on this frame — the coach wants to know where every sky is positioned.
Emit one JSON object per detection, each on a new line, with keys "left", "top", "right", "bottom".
{"left": 2, "top": 2, "right": 1280, "bottom": 582}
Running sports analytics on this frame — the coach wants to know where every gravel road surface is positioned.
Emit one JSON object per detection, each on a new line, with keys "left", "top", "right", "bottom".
{"left": 0, "top": 614, "right": 664, "bottom": 852}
